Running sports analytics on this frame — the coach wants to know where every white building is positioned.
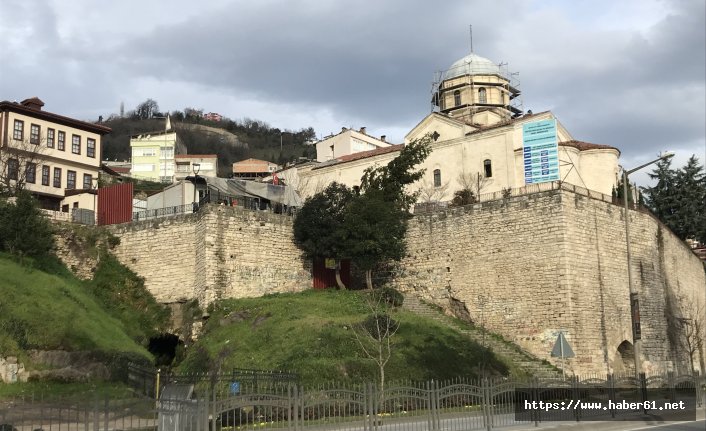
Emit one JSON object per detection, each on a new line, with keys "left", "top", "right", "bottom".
{"left": 315, "top": 127, "right": 392, "bottom": 162}
{"left": 287, "top": 52, "right": 619, "bottom": 201}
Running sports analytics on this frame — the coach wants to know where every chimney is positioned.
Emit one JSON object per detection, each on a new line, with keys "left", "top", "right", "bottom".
{"left": 359, "top": 127, "right": 366, "bottom": 134}
{"left": 380, "top": 135, "right": 386, "bottom": 142}
{"left": 341, "top": 127, "right": 348, "bottom": 132}
{"left": 20, "top": 97, "right": 44, "bottom": 111}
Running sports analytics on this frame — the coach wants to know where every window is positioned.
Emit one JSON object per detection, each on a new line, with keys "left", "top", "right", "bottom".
{"left": 454, "top": 90, "right": 461, "bottom": 107}
{"left": 497, "top": 89, "right": 504, "bottom": 105}
{"left": 26, "top": 162, "right": 36, "bottom": 184}
{"left": 42, "top": 166, "right": 50, "bottom": 186}
{"left": 47, "top": 128, "right": 55, "bottom": 148}
{"left": 160, "top": 147, "right": 174, "bottom": 159}
{"left": 478, "top": 88, "right": 487, "bottom": 104}
{"left": 433, "top": 169, "right": 442, "bottom": 187}
{"left": 484, "top": 159, "right": 493, "bottom": 178}
{"left": 13, "top": 120, "right": 24, "bottom": 140}
{"left": 7, "top": 158, "right": 19, "bottom": 180}
{"left": 133, "top": 148, "right": 157, "bottom": 157}
{"left": 87, "top": 138, "right": 96, "bottom": 158}
{"left": 53, "top": 167, "right": 62, "bottom": 188}
{"left": 67, "top": 170, "right": 76, "bottom": 189}
{"left": 83, "top": 174, "right": 93, "bottom": 189}
{"left": 132, "top": 163, "right": 155, "bottom": 172}
{"left": 58, "top": 131, "right": 65, "bottom": 151}
{"left": 72, "top": 135, "right": 81, "bottom": 154}
{"left": 30, "top": 124, "right": 40, "bottom": 144}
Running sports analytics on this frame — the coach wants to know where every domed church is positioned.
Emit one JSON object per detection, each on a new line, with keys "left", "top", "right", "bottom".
{"left": 291, "top": 51, "right": 621, "bottom": 201}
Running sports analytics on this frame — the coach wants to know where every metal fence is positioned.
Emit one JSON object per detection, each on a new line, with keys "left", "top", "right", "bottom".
{"left": 2, "top": 373, "right": 704, "bottom": 431}
{"left": 0, "top": 396, "right": 157, "bottom": 431}
{"left": 413, "top": 181, "right": 648, "bottom": 214}
{"left": 160, "top": 373, "right": 704, "bottom": 431}
{"left": 132, "top": 203, "right": 197, "bottom": 222}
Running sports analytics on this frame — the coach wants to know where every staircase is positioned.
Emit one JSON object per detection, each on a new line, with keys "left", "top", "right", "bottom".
{"left": 402, "top": 295, "right": 563, "bottom": 379}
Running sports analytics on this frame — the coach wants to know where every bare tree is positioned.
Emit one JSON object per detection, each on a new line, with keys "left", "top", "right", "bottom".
{"left": 133, "top": 99, "right": 160, "bottom": 120}
{"left": 457, "top": 170, "right": 490, "bottom": 197}
{"left": 416, "top": 179, "right": 450, "bottom": 212}
{"left": 352, "top": 292, "right": 400, "bottom": 403}
{"left": 0, "top": 136, "right": 47, "bottom": 197}
{"left": 682, "top": 300, "right": 705, "bottom": 375}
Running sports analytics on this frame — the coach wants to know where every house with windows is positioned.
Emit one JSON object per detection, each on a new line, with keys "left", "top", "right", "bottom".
{"left": 174, "top": 154, "right": 218, "bottom": 181}
{"left": 314, "top": 126, "right": 392, "bottom": 162}
{"left": 286, "top": 52, "right": 619, "bottom": 202}
{"left": 129, "top": 127, "right": 186, "bottom": 183}
{"left": 0, "top": 97, "right": 111, "bottom": 210}
{"left": 232, "top": 158, "right": 280, "bottom": 179}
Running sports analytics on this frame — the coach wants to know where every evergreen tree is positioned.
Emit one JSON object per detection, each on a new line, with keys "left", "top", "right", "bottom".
{"left": 641, "top": 158, "right": 677, "bottom": 227}
{"left": 671, "top": 156, "right": 706, "bottom": 242}
{"left": 642, "top": 155, "right": 706, "bottom": 243}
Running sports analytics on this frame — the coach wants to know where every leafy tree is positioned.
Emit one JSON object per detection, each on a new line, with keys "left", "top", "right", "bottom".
{"left": 360, "top": 135, "right": 433, "bottom": 211}
{"left": 344, "top": 190, "right": 407, "bottom": 289}
{"left": 0, "top": 191, "right": 54, "bottom": 257}
{"left": 293, "top": 182, "right": 355, "bottom": 288}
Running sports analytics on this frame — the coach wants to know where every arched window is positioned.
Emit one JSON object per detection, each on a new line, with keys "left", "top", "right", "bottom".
{"left": 433, "top": 169, "right": 441, "bottom": 187}
{"left": 454, "top": 90, "right": 461, "bottom": 107}
{"left": 483, "top": 159, "right": 492, "bottom": 178}
{"left": 478, "top": 87, "right": 487, "bottom": 104}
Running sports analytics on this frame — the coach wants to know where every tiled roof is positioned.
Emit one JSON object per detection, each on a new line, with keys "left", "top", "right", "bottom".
{"left": 558, "top": 140, "right": 620, "bottom": 153}
{"left": 333, "top": 144, "right": 404, "bottom": 164}
{"left": 512, "top": 140, "right": 620, "bottom": 154}
{"left": 111, "top": 166, "right": 131, "bottom": 174}
{"left": 0, "top": 100, "right": 112, "bottom": 134}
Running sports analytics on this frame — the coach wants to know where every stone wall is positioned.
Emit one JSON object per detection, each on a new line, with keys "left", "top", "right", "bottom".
{"left": 390, "top": 189, "right": 706, "bottom": 375}
{"left": 107, "top": 192, "right": 704, "bottom": 376}
{"left": 109, "top": 205, "right": 310, "bottom": 306}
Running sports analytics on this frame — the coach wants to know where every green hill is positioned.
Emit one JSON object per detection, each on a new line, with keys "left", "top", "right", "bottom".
{"left": 101, "top": 116, "right": 317, "bottom": 176}
{"left": 178, "top": 289, "right": 510, "bottom": 385}
{"left": 0, "top": 254, "right": 157, "bottom": 367}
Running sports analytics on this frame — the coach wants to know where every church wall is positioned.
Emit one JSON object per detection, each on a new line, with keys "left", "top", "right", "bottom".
{"left": 391, "top": 189, "right": 706, "bottom": 375}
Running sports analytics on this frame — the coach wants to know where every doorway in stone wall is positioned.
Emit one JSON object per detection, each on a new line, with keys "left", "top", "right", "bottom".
{"left": 614, "top": 340, "right": 636, "bottom": 375}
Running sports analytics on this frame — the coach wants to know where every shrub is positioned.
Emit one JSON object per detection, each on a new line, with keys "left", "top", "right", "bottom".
{"left": 372, "top": 287, "right": 404, "bottom": 308}
{"left": 0, "top": 192, "right": 54, "bottom": 257}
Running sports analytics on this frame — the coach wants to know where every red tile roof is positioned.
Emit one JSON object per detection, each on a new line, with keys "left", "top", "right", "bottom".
{"left": 111, "top": 166, "right": 131, "bottom": 174}
{"left": 512, "top": 140, "right": 620, "bottom": 154}
{"left": 336, "top": 144, "right": 404, "bottom": 163}
{"left": 558, "top": 140, "right": 620, "bottom": 153}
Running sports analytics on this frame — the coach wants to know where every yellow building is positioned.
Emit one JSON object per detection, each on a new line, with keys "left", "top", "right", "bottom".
{"left": 129, "top": 126, "right": 186, "bottom": 183}
{"left": 0, "top": 97, "right": 111, "bottom": 210}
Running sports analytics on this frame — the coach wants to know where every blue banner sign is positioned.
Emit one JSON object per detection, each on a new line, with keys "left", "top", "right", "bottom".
{"left": 522, "top": 120, "right": 559, "bottom": 184}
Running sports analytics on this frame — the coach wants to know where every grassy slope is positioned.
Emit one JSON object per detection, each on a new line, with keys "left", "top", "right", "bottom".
{"left": 179, "top": 289, "right": 509, "bottom": 384}
{"left": 0, "top": 255, "right": 151, "bottom": 361}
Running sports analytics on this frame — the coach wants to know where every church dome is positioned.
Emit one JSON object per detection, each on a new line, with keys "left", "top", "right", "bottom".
{"left": 443, "top": 53, "right": 502, "bottom": 80}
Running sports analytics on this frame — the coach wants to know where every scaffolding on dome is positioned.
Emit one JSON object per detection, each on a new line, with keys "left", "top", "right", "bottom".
{"left": 430, "top": 58, "right": 524, "bottom": 121}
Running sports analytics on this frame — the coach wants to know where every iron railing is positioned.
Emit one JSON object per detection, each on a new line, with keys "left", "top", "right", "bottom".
{"left": 132, "top": 203, "right": 197, "bottom": 222}
{"left": 2, "top": 372, "right": 703, "bottom": 431}
{"left": 0, "top": 396, "right": 157, "bottom": 431}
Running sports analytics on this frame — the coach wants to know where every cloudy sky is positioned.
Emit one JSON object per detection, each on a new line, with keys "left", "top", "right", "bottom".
{"left": 1, "top": 0, "right": 704, "bottom": 184}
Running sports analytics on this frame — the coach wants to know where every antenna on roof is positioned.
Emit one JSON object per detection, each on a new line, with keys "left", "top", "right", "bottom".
{"left": 469, "top": 25, "right": 474, "bottom": 54}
